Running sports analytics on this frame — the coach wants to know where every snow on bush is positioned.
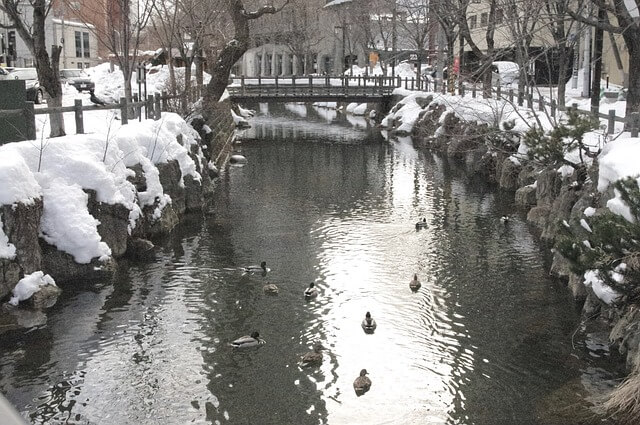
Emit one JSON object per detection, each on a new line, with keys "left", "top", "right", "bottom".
{"left": 8, "top": 271, "right": 57, "bottom": 306}
{"left": 597, "top": 137, "right": 640, "bottom": 221}
{"left": 584, "top": 269, "right": 623, "bottom": 304}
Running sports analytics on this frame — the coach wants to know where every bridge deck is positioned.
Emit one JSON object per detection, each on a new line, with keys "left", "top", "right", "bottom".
{"left": 227, "top": 76, "right": 404, "bottom": 103}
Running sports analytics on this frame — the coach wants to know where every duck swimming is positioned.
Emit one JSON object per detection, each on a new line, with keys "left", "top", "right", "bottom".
{"left": 353, "top": 369, "right": 371, "bottom": 396}
{"left": 301, "top": 343, "right": 324, "bottom": 367}
{"left": 304, "top": 282, "right": 318, "bottom": 299}
{"left": 243, "top": 261, "right": 269, "bottom": 274}
{"left": 500, "top": 215, "right": 510, "bottom": 224}
{"left": 230, "top": 331, "right": 265, "bottom": 348}
{"left": 263, "top": 283, "right": 279, "bottom": 295}
{"left": 361, "top": 311, "right": 377, "bottom": 333}
{"left": 415, "top": 218, "right": 428, "bottom": 229}
{"left": 409, "top": 274, "right": 421, "bottom": 291}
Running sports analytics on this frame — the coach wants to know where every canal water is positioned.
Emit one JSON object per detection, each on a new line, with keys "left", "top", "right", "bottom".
{"left": 0, "top": 103, "right": 623, "bottom": 424}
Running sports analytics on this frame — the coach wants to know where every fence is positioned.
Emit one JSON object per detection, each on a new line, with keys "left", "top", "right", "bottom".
{"left": 393, "top": 76, "right": 640, "bottom": 137}
{"left": 0, "top": 85, "right": 202, "bottom": 141}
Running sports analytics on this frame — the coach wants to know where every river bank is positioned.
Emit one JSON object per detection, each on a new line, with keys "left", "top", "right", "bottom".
{"left": 379, "top": 89, "right": 640, "bottom": 422}
{"left": 0, "top": 102, "right": 235, "bottom": 318}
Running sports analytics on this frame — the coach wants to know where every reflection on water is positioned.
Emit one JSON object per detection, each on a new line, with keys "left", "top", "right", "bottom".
{"left": 0, "top": 104, "right": 623, "bottom": 424}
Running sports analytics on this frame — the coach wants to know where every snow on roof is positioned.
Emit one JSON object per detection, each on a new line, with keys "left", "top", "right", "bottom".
{"left": 324, "top": 0, "right": 353, "bottom": 8}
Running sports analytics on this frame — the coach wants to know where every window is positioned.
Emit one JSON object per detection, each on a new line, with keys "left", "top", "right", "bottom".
{"left": 75, "top": 31, "right": 90, "bottom": 58}
{"left": 469, "top": 15, "right": 477, "bottom": 30}
{"left": 83, "top": 33, "right": 90, "bottom": 58}
{"left": 75, "top": 31, "right": 82, "bottom": 57}
{"left": 480, "top": 12, "right": 488, "bottom": 26}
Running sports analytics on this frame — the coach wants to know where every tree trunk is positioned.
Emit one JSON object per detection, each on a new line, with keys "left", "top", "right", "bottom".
{"left": 590, "top": 7, "right": 605, "bottom": 115}
{"left": 625, "top": 33, "right": 640, "bottom": 126}
{"left": 556, "top": 41, "right": 568, "bottom": 109}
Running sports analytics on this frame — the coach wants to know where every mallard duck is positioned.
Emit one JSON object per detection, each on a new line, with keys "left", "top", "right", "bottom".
{"left": 243, "top": 261, "right": 269, "bottom": 274}
{"left": 361, "top": 311, "right": 377, "bottom": 333}
{"left": 301, "top": 343, "right": 324, "bottom": 367}
{"left": 409, "top": 274, "right": 421, "bottom": 291}
{"left": 353, "top": 369, "right": 371, "bottom": 396}
{"left": 230, "top": 331, "right": 265, "bottom": 348}
{"left": 500, "top": 215, "right": 510, "bottom": 224}
{"left": 304, "top": 282, "right": 318, "bottom": 299}
{"left": 415, "top": 217, "right": 428, "bottom": 229}
{"left": 263, "top": 283, "right": 279, "bottom": 295}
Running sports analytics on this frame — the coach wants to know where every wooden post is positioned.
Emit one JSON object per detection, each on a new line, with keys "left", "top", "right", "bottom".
{"left": 74, "top": 99, "right": 84, "bottom": 134}
{"left": 23, "top": 102, "right": 36, "bottom": 140}
{"left": 517, "top": 90, "right": 524, "bottom": 106}
{"left": 472, "top": 85, "right": 476, "bottom": 98}
{"left": 241, "top": 75, "right": 245, "bottom": 95}
{"left": 162, "top": 90, "right": 168, "bottom": 112}
{"left": 538, "top": 95, "right": 544, "bottom": 111}
{"left": 275, "top": 75, "right": 279, "bottom": 95}
{"left": 155, "top": 93, "right": 161, "bottom": 120}
{"left": 527, "top": 94, "right": 533, "bottom": 109}
{"left": 358, "top": 75, "right": 361, "bottom": 87}
{"left": 147, "top": 95, "right": 154, "bottom": 120}
{"left": 133, "top": 93, "right": 140, "bottom": 121}
{"left": 459, "top": 83, "right": 464, "bottom": 96}
{"left": 551, "top": 99, "right": 556, "bottom": 117}
{"left": 496, "top": 85, "right": 501, "bottom": 98}
{"left": 258, "top": 75, "right": 261, "bottom": 87}
{"left": 120, "top": 97, "right": 128, "bottom": 124}
{"left": 631, "top": 112, "right": 640, "bottom": 137}
{"left": 608, "top": 109, "right": 616, "bottom": 134}
{"left": 309, "top": 75, "right": 313, "bottom": 94}
{"left": 396, "top": 76, "right": 401, "bottom": 88}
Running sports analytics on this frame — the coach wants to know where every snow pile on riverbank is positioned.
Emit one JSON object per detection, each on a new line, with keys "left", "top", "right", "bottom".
{"left": 8, "top": 271, "right": 57, "bottom": 306}
{"left": 0, "top": 112, "right": 201, "bottom": 264}
{"left": 346, "top": 62, "right": 417, "bottom": 79}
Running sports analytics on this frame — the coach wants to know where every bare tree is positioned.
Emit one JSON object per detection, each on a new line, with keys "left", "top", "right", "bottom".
{"left": 398, "top": 0, "right": 437, "bottom": 84}
{"left": 1, "top": 0, "right": 65, "bottom": 137}
{"left": 68, "top": 0, "right": 156, "bottom": 105}
{"left": 203, "top": 0, "right": 290, "bottom": 107}
{"left": 569, "top": 0, "right": 640, "bottom": 122}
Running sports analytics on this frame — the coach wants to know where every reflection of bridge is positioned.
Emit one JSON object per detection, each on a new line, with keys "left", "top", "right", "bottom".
{"left": 227, "top": 75, "right": 406, "bottom": 104}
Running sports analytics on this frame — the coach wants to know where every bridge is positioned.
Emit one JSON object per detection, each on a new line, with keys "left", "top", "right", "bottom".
{"left": 227, "top": 75, "right": 424, "bottom": 103}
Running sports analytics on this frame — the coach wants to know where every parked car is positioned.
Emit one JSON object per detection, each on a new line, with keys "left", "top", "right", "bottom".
{"left": 5, "top": 68, "right": 44, "bottom": 104}
{"left": 491, "top": 61, "right": 519, "bottom": 86}
{"left": 60, "top": 69, "right": 95, "bottom": 92}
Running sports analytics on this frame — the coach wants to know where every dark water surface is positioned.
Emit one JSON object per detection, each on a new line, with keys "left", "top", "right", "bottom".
{"left": 0, "top": 103, "right": 622, "bottom": 424}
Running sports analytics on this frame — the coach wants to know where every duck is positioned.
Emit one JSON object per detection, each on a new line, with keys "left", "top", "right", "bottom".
{"left": 300, "top": 343, "right": 324, "bottom": 367}
{"left": 353, "top": 369, "right": 371, "bottom": 396}
{"left": 415, "top": 217, "right": 428, "bottom": 229}
{"left": 500, "top": 215, "right": 510, "bottom": 224}
{"left": 409, "top": 274, "right": 421, "bottom": 291}
{"left": 263, "top": 283, "right": 279, "bottom": 295}
{"left": 230, "top": 331, "right": 265, "bottom": 348}
{"left": 304, "top": 282, "right": 318, "bottom": 299}
{"left": 361, "top": 311, "right": 377, "bottom": 333}
{"left": 243, "top": 261, "right": 269, "bottom": 274}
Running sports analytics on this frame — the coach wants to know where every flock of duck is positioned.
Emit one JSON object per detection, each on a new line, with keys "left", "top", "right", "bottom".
{"left": 227, "top": 217, "right": 447, "bottom": 397}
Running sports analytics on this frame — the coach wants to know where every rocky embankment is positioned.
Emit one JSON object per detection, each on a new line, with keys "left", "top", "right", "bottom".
{"left": 383, "top": 92, "right": 640, "bottom": 420}
{"left": 0, "top": 104, "right": 234, "bottom": 315}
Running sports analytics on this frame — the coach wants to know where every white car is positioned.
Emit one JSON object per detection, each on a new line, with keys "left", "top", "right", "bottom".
{"left": 491, "top": 61, "right": 519, "bottom": 86}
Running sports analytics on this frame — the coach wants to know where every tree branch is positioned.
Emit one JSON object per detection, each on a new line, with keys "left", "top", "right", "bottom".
{"left": 243, "top": 0, "right": 290, "bottom": 20}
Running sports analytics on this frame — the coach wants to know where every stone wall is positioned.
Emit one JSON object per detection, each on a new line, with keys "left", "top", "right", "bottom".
{"left": 408, "top": 101, "right": 640, "bottom": 378}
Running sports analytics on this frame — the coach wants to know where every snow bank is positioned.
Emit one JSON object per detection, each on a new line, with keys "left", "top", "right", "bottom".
{"left": 382, "top": 93, "right": 426, "bottom": 133}
{"left": 0, "top": 150, "right": 41, "bottom": 205}
{"left": 0, "top": 112, "right": 201, "bottom": 264}
{"left": 345, "top": 103, "right": 367, "bottom": 115}
{"left": 8, "top": 271, "right": 56, "bottom": 306}
{"left": 584, "top": 270, "right": 623, "bottom": 304}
